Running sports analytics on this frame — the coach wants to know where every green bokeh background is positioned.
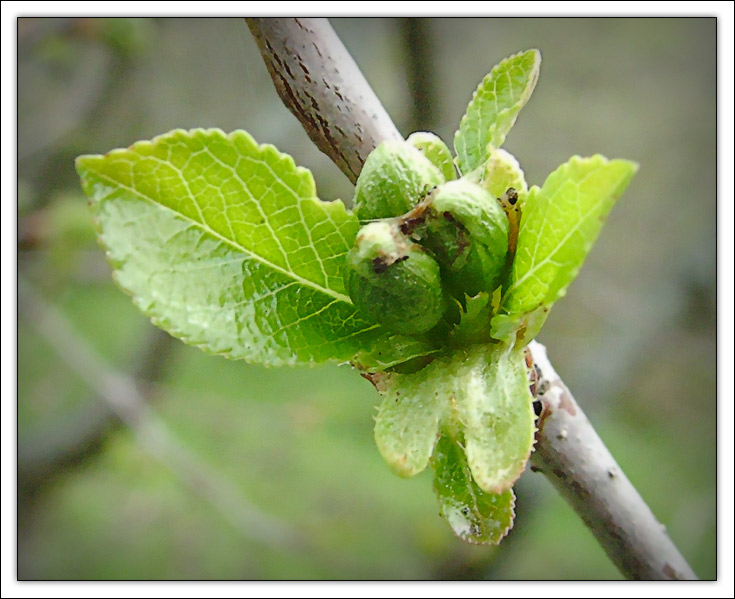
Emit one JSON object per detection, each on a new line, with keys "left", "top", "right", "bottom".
{"left": 17, "top": 17, "right": 716, "bottom": 580}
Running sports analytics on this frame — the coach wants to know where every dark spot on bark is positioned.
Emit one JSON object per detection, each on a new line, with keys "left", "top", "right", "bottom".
{"left": 662, "top": 563, "right": 684, "bottom": 580}
{"left": 552, "top": 467, "right": 567, "bottom": 480}
{"left": 534, "top": 396, "right": 551, "bottom": 432}
{"left": 524, "top": 348, "right": 534, "bottom": 369}
{"left": 569, "top": 479, "right": 590, "bottom": 502}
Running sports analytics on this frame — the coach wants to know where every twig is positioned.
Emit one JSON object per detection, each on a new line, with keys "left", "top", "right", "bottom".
{"left": 18, "top": 278, "right": 302, "bottom": 551}
{"left": 246, "top": 18, "right": 402, "bottom": 185}
{"left": 527, "top": 341, "right": 697, "bottom": 580}
{"left": 18, "top": 326, "right": 173, "bottom": 495}
{"left": 247, "top": 17, "right": 698, "bottom": 580}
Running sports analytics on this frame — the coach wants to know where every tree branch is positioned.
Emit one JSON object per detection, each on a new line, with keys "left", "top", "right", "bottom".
{"left": 246, "top": 18, "right": 402, "bottom": 185}
{"left": 248, "top": 17, "right": 698, "bottom": 580}
{"left": 527, "top": 341, "right": 696, "bottom": 580}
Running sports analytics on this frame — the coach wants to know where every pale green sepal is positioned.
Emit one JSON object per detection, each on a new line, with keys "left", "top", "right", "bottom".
{"left": 457, "top": 344, "right": 536, "bottom": 494}
{"left": 351, "top": 334, "right": 439, "bottom": 372}
{"left": 373, "top": 343, "right": 535, "bottom": 492}
{"left": 373, "top": 366, "right": 450, "bottom": 477}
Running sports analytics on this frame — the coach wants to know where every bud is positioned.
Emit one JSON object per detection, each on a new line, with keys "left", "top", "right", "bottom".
{"left": 401, "top": 179, "right": 509, "bottom": 297}
{"left": 354, "top": 141, "right": 444, "bottom": 220}
{"left": 406, "top": 131, "right": 457, "bottom": 183}
{"left": 346, "top": 221, "right": 446, "bottom": 335}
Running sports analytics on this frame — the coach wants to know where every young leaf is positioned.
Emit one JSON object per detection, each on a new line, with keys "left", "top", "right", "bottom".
{"left": 373, "top": 343, "right": 535, "bottom": 494}
{"left": 493, "top": 155, "right": 638, "bottom": 346}
{"left": 454, "top": 49, "right": 541, "bottom": 176}
{"left": 432, "top": 434, "right": 515, "bottom": 545}
{"left": 76, "top": 128, "right": 384, "bottom": 366}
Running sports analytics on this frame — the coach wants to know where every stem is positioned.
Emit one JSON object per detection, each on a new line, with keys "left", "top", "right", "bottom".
{"left": 527, "top": 341, "right": 697, "bottom": 580}
{"left": 248, "top": 18, "right": 698, "bottom": 580}
{"left": 246, "top": 18, "right": 402, "bottom": 185}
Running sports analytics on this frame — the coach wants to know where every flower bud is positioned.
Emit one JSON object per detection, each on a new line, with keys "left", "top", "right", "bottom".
{"left": 401, "top": 179, "right": 509, "bottom": 297}
{"left": 353, "top": 141, "right": 444, "bottom": 220}
{"left": 406, "top": 131, "right": 457, "bottom": 183}
{"left": 346, "top": 221, "right": 446, "bottom": 335}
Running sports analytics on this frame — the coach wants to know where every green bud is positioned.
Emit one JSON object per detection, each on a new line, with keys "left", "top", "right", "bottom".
{"left": 354, "top": 140, "right": 444, "bottom": 220}
{"left": 346, "top": 221, "right": 446, "bottom": 335}
{"left": 406, "top": 131, "right": 457, "bottom": 182}
{"left": 401, "top": 179, "right": 509, "bottom": 297}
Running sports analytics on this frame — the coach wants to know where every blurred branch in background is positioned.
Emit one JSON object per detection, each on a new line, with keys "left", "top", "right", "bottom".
{"left": 18, "top": 278, "right": 303, "bottom": 551}
{"left": 397, "top": 17, "right": 439, "bottom": 134}
{"left": 18, "top": 325, "right": 172, "bottom": 498}
{"left": 18, "top": 18, "right": 151, "bottom": 210}
{"left": 17, "top": 17, "right": 185, "bottom": 507}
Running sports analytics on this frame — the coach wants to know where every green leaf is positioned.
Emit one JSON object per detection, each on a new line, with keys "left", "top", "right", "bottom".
{"left": 373, "top": 343, "right": 535, "bottom": 493}
{"left": 454, "top": 49, "right": 541, "bottom": 176}
{"left": 406, "top": 131, "right": 457, "bottom": 182}
{"left": 76, "top": 128, "right": 385, "bottom": 366}
{"left": 432, "top": 434, "right": 515, "bottom": 545}
{"left": 494, "top": 155, "right": 638, "bottom": 345}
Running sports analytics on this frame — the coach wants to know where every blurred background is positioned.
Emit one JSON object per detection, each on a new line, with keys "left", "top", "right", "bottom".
{"left": 16, "top": 17, "right": 716, "bottom": 580}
